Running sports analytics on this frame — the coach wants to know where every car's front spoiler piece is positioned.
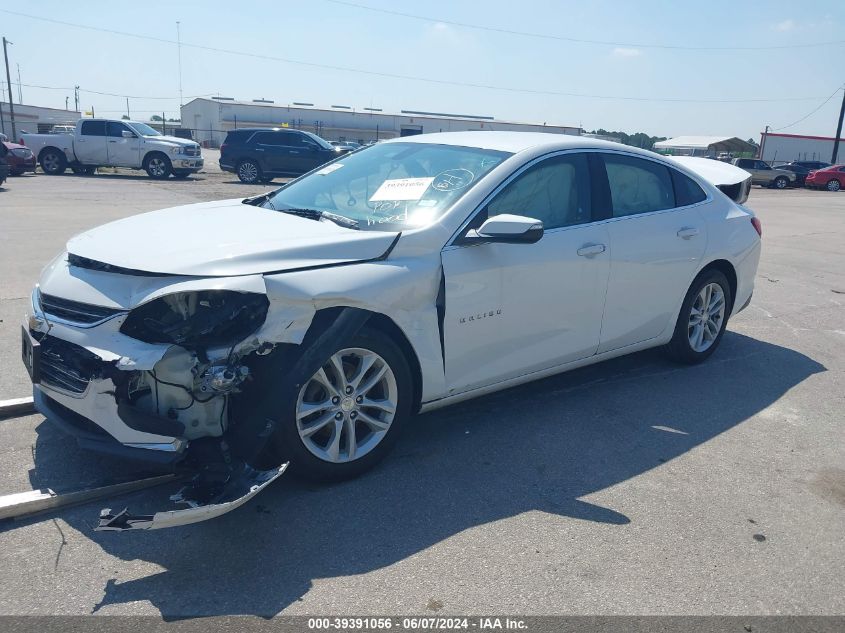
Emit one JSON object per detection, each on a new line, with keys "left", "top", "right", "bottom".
{"left": 96, "top": 462, "right": 287, "bottom": 531}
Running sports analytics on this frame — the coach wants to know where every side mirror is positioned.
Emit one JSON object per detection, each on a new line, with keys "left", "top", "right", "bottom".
{"left": 467, "top": 214, "right": 543, "bottom": 244}
{"left": 122, "top": 130, "right": 136, "bottom": 138}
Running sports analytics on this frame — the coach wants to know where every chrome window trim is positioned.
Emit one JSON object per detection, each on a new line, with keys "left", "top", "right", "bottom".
{"left": 444, "top": 147, "right": 713, "bottom": 250}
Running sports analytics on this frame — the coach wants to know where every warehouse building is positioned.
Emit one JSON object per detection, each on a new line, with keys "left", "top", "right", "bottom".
{"left": 758, "top": 132, "right": 844, "bottom": 165}
{"left": 180, "top": 97, "right": 581, "bottom": 147}
{"left": 653, "top": 135, "right": 757, "bottom": 157}
{"left": 0, "top": 102, "right": 81, "bottom": 140}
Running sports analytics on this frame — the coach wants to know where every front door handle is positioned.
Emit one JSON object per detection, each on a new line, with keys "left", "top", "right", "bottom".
{"left": 577, "top": 243, "right": 606, "bottom": 257}
{"left": 677, "top": 227, "right": 700, "bottom": 239}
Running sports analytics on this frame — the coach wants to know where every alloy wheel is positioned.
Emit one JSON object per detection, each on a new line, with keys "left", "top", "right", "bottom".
{"left": 42, "top": 153, "right": 60, "bottom": 173}
{"left": 148, "top": 157, "right": 167, "bottom": 177}
{"left": 239, "top": 162, "right": 259, "bottom": 183}
{"left": 828, "top": 179, "right": 840, "bottom": 192}
{"left": 687, "top": 282, "right": 726, "bottom": 353}
{"left": 296, "top": 348, "right": 398, "bottom": 464}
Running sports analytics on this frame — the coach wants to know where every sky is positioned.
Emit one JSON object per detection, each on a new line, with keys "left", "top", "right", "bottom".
{"left": 1, "top": 0, "right": 843, "bottom": 141}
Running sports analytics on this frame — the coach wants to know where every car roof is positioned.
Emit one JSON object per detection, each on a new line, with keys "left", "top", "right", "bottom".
{"left": 225, "top": 127, "right": 303, "bottom": 133}
{"left": 381, "top": 131, "right": 652, "bottom": 156}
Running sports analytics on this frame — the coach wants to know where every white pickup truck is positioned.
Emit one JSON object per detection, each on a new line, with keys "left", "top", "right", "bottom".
{"left": 21, "top": 119, "right": 204, "bottom": 179}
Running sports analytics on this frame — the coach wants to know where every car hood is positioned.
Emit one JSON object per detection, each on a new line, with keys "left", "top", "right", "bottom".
{"left": 66, "top": 199, "right": 400, "bottom": 276}
{"left": 145, "top": 135, "right": 197, "bottom": 148}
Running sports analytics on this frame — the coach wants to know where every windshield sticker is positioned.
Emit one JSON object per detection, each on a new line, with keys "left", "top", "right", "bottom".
{"left": 432, "top": 169, "right": 475, "bottom": 192}
{"left": 369, "top": 177, "right": 434, "bottom": 202}
{"left": 315, "top": 163, "right": 345, "bottom": 175}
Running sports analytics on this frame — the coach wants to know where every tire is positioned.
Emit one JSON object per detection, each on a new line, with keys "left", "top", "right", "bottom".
{"left": 665, "top": 269, "right": 732, "bottom": 365}
{"left": 260, "top": 175, "right": 275, "bottom": 184}
{"left": 143, "top": 153, "right": 172, "bottom": 179}
{"left": 773, "top": 176, "right": 788, "bottom": 189}
{"left": 827, "top": 179, "right": 841, "bottom": 192}
{"left": 39, "top": 149, "right": 67, "bottom": 175}
{"left": 266, "top": 325, "right": 413, "bottom": 482}
{"left": 236, "top": 159, "right": 262, "bottom": 184}
{"left": 172, "top": 169, "right": 192, "bottom": 179}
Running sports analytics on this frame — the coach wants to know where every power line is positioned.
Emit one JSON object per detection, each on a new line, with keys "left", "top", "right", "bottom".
{"left": 325, "top": 0, "right": 845, "bottom": 51}
{"left": 0, "top": 8, "right": 831, "bottom": 104}
{"left": 771, "top": 86, "right": 844, "bottom": 131}
{"left": 13, "top": 81, "right": 213, "bottom": 101}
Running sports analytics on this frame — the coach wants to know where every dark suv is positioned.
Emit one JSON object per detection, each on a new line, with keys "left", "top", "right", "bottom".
{"left": 220, "top": 128, "right": 342, "bottom": 183}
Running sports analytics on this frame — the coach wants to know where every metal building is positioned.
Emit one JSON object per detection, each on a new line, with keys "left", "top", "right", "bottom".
{"left": 758, "top": 132, "right": 844, "bottom": 165}
{"left": 180, "top": 97, "right": 581, "bottom": 147}
{"left": 0, "top": 103, "right": 81, "bottom": 140}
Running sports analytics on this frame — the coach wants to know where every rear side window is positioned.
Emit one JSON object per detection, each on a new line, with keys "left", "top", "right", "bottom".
{"left": 223, "top": 131, "right": 251, "bottom": 144}
{"left": 735, "top": 159, "right": 753, "bottom": 168}
{"left": 671, "top": 169, "right": 707, "bottom": 206}
{"left": 80, "top": 121, "right": 106, "bottom": 136}
{"left": 603, "top": 154, "right": 674, "bottom": 217}
{"left": 252, "top": 132, "right": 287, "bottom": 146}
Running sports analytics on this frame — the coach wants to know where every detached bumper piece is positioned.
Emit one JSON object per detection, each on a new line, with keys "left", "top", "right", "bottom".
{"left": 96, "top": 462, "right": 287, "bottom": 531}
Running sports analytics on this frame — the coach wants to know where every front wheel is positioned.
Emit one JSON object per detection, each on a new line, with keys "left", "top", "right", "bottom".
{"left": 773, "top": 176, "right": 789, "bottom": 189}
{"left": 827, "top": 179, "right": 841, "bottom": 192}
{"left": 268, "top": 327, "right": 413, "bottom": 482}
{"left": 40, "top": 149, "right": 67, "bottom": 175}
{"left": 237, "top": 159, "right": 262, "bottom": 184}
{"left": 665, "top": 269, "right": 732, "bottom": 364}
{"left": 144, "top": 153, "right": 172, "bottom": 179}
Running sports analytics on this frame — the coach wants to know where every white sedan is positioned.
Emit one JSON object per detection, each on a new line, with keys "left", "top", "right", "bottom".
{"left": 21, "top": 132, "right": 760, "bottom": 530}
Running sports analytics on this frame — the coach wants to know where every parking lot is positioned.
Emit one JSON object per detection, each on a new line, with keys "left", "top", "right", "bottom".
{"left": 0, "top": 165, "right": 843, "bottom": 616}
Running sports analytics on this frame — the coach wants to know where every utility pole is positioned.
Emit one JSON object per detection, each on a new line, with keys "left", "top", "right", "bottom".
{"left": 831, "top": 86, "right": 845, "bottom": 165}
{"left": 126, "top": 97, "right": 130, "bottom": 119}
{"left": 16, "top": 63, "right": 21, "bottom": 103}
{"left": 74, "top": 86, "right": 79, "bottom": 113}
{"left": 176, "top": 21, "right": 184, "bottom": 107}
{"left": 759, "top": 125, "right": 770, "bottom": 160}
{"left": 65, "top": 96, "right": 69, "bottom": 110}
{"left": 2, "top": 37, "right": 16, "bottom": 140}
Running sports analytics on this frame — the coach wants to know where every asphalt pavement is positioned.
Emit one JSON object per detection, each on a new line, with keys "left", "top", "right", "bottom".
{"left": 0, "top": 167, "right": 842, "bottom": 616}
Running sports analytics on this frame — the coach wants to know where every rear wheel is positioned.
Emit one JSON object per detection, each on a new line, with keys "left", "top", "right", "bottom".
{"left": 268, "top": 327, "right": 413, "bottom": 482}
{"left": 827, "top": 179, "right": 841, "bottom": 192}
{"left": 40, "top": 149, "right": 67, "bottom": 175}
{"left": 773, "top": 176, "right": 788, "bottom": 189}
{"left": 144, "top": 153, "right": 172, "bottom": 179}
{"left": 237, "top": 159, "right": 262, "bottom": 184}
{"left": 665, "top": 269, "right": 732, "bottom": 364}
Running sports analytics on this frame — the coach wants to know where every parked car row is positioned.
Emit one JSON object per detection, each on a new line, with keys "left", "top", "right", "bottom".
{"left": 731, "top": 157, "right": 842, "bottom": 191}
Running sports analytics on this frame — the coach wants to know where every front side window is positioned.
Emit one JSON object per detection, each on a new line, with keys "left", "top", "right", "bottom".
{"left": 106, "top": 122, "right": 132, "bottom": 138}
{"left": 485, "top": 153, "right": 591, "bottom": 230}
{"left": 264, "top": 142, "right": 510, "bottom": 231}
{"left": 80, "top": 121, "right": 106, "bottom": 136}
{"left": 603, "top": 154, "right": 674, "bottom": 217}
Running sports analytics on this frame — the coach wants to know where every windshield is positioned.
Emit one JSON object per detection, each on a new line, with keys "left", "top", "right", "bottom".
{"left": 302, "top": 131, "right": 334, "bottom": 150}
{"left": 128, "top": 122, "right": 163, "bottom": 137}
{"left": 264, "top": 142, "right": 511, "bottom": 230}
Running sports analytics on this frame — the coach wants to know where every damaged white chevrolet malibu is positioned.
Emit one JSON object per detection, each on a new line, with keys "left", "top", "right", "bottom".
{"left": 22, "top": 132, "right": 760, "bottom": 530}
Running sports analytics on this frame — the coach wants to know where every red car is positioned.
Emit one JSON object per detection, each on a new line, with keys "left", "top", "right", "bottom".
{"left": 805, "top": 164, "right": 845, "bottom": 192}
{"left": 2, "top": 140, "right": 37, "bottom": 175}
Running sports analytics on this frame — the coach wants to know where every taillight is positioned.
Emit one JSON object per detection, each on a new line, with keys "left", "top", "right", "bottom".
{"left": 220, "top": 143, "right": 227, "bottom": 154}
{"left": 751, "top": 217, "right": 762, "bottom": 237}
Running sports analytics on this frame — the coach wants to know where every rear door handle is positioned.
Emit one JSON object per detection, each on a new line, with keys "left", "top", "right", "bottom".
{"left": 577, "top": 243, "right": 606, "bottom": 257}
{"left": 677, "top": 227, "right": 700, "bottom": 239}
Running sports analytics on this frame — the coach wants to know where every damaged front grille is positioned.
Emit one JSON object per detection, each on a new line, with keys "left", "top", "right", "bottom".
{"left": 40, "top": 292, "right": 126, "bottom": 326}
{"left": 39, "top": 336, "right": 102, "bottom": 395}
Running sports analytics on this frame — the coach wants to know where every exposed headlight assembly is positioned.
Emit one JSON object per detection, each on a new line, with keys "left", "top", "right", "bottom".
{"left": 120, "top": 291, "right": 269, "bottom": 348}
